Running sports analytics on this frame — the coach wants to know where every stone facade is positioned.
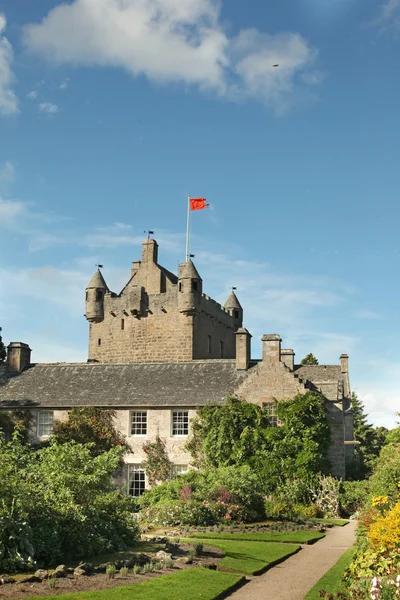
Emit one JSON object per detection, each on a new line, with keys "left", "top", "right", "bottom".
{"left": 86, "top": 239, "right": 242, "bottom": 363}
{"left": 0, "top": 236, "right": 354, "bottom": 488}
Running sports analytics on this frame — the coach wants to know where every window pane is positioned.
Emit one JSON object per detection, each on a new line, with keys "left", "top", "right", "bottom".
{"left": 172, "top": 411, "right": 189, "bottom": 435}
{"left": 131, "top": 411, "right": 147, "bottom": 435}
{"left": 128, "top": 464, "right": 146, "bottom": 497}
{"left": 263, "top": 402, "right": 278, "bottom": 427}
{"left": 38, "top": 411, "right": 54, "bottom": 436}
{"left": 172, "top": 464, "right": 189, "bottom": 477}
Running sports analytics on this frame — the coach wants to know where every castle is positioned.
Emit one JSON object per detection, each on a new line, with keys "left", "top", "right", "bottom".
{"left": 0, "top": 238, "right": 354, "bottom": 494}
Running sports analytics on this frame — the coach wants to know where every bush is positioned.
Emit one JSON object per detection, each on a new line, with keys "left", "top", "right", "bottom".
{"left": 340, "top": 480, "right": 369, "bottom": 516}
{"left": 368, "top": 444, "right": 400, "bottom": 498}
{"left": 0, "top": 434, "right": 140, "bottom": 572}
{"left": 139, "top": 465, "right": 265, "bottom": 525}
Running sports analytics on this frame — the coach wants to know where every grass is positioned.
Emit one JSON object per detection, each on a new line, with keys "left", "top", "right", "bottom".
{"left": 313, "top": 518, "right": 350, "bottom": 527}
{"left": 190, "top": 531, "right": 325, "bottom": 545}
{"left": 304, "top": 548, "right": 355, "bottom": 599}
{"left": 183, "top": 538, "right": 300, "bottom": 575}
{"left": 25, "top": 568, "right": 245, "bottom": 600}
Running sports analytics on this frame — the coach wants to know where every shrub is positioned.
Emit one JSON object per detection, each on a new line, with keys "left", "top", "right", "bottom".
{"left": 106, "top": 564, "right": 116, "bottom": 579}
{"left": 194, "top": 543, "right": 203, "bottom": 556}
{"left": 120, "top": 566, "right": 129, "bottom": 577}
{"left": 368, "top": 502, "right": 400, "bottom": 551}
{"left": 340, "top": 480, "right": 369, "bottom": 516}
{"left": 0, "top": 435, "right": 141, "bottom": 572}
{"left": 133, "top": 564, "right": 141, "bottom": 574}
{"left": 368, "top": 445, "right": 400, "bottom": 498}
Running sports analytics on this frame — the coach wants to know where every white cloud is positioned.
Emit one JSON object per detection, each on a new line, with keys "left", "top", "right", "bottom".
{"left": 22, "top": 0, "right": 320, "bottom": 113}
{"left": 0, "top": 13, "right": 19, "bottom": 115}
{"left": 38, "top": 102, "right": 59, "bottom": 114}
{"left": 0, "top": 160, "right": 15, "bottom": 184}
{"left": 0, "top": 197, "right": 27, "bottom": 225}
{"left": 59, "top": 78, "right": 69, "bottom": 89}
{"left": 27, "top": 90, "right": 38, "bottom": 99}
{"left": 355, "top": 309, "right": 382, "bottom": 320}
{"left": 368, "top": 0, "right": 400, "bottom": 28}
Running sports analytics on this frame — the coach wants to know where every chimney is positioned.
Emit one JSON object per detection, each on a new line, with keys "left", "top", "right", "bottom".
{"left": 142, "top": 238, "right": 158, "bottom": 264}
{"left": 340, "top": 354, "right": 349, "bottom": 374}
{"left": 7, "top": 342, "right": 31, "bottom": 373}
{"left": 235, "top": 328, "right": 252, "bottom": 370}
{"left": 131, "top": 259, "right": 141, "bottom": 277}
{"left": 261, "top": 334, "right": 282, "bottom": 364}
{"left": 281, "top": 348, "right": 295, "bottom": 370}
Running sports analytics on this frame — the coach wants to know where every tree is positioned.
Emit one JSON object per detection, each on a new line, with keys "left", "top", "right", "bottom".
{"left": 0, "top": 327, "right": 6, "bottom": 364}
{"left": 348, "top": 392, "right": 388, "bottom": 479}
{"left": 301, "top": 353, "right": 319, "bottom": 365}
{"left": 0, "top": 410, "right": 32, "bottom": 443}
{"left": 52, "top": 408, "right": 127, "bottom": 456}
{"left": 185, "top": 393, "right": 331, "bottom": 491}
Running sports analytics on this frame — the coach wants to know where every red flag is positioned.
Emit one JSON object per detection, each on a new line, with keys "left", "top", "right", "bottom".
{"left": 190, "top": 198, "right": 208, "bottom": 211}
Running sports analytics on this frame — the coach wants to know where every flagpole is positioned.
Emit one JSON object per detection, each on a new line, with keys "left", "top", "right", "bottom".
{"left": 185, "top": 194, "right": 190, "bottom": 262}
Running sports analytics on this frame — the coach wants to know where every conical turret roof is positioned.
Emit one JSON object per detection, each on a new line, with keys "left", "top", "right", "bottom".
{"left": 224, "top": 291, "right": 242, "bottom": 309}
{"left": 179, "top": 260, "right": 202, "bottom": 280}
{"left": 87, "top": 269, "right": 108, "bottom": 290}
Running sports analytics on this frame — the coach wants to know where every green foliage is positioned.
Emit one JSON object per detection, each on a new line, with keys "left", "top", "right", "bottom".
{"left": 186, "top": 393, "right": 330, "bottom": 492}
{"left": 142, "top": 436, "right": 172, "bottom": 486}
{"left": 339, "top": 480, "right": 369, "bottom": 516}
{"left": 0, "top": 327, "right": 6, "bottom": 364}
{"left": 0, "top": 410, "right": 32, "bottom": 443}
{"left": 139, "top": 464, "right": 265, "bottom": 525}
{"left": 368, "top": 444, "right": 400, "bottom": 498}
{"left": 301, "top": 353, "right": 319, "bottom": 365}
{"left": 0, "top": 434, "right": 140, "bottom": 572}
{"left": 347, "top": 393, "right": 388, "bottom": 479}
{"left": 106, "top": 564, "right": 117, "bottom": 579}
{"left": 52, "top": 408, "right": 128, "bottom": 457}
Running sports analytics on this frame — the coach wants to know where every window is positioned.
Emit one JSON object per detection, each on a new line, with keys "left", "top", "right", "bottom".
{"left": 37, "top": 410, "right": 54, "bottom": 436}
{"left": 263, "top": 402, "right": 278, "bottom": 427}
{"left": 86, "top": 291, "right": 89, "bottom": 302}
{"left": 234, "top": 309, "right": 239, "bottom": 319}
{"left": 172, "top": 464, "right": 190, "bottom": 477}
{"left": 172, "top": 411, "right": 189, "bottom": 436}
{"left": 220, "top": 341, "right": 224, "bottom": 358}
{"left": 121, "top": 318, "right": 125, "bottom": 330}
{"left": 131, "top": 411, "right": 147, "bottom": 436}
{"left": 192, "top": 281, "right": 198, "bottom": 292}
{"left": 207, "top": 335, "right": 212, "bottom": 354}
{"left": 179, "top": 282, "right": 182, "bottom": 292}
{"left": 98, "top": 338, "right": 101, "bottom": 346}
{"left": 96, "top": 290, "right": 103, "bottom": 302}
{"left": 128, "top": 464, "right": 146, "bottom": 497}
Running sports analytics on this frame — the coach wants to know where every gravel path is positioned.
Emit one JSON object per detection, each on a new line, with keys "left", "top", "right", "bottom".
{"left": 227, "top": 520, "right": 357, "bottom": 600}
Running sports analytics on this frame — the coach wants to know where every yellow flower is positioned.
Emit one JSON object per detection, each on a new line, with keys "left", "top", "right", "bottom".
{"left": 372, "top": 496, "right": 389, "bottom": 507}
{"left": 369, "top": 502, "right": 400, "bottom": 551}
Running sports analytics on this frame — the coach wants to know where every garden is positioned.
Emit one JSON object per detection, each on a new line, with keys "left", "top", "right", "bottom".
{"left": 0, "top": 395, "right": 399, "bottom": 600}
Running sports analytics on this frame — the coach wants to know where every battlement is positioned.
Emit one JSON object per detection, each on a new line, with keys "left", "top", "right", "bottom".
{"left": 85, "top": 238, "right": 244, "bottom": 363}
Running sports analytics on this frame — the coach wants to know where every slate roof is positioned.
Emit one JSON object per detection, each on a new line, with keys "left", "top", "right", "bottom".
{"left": 87, "top": 269, "right": 108, "bottom": 290}
{"left": 0, "top": 361, "right": 244, "bottom": 409}
{"left": 224, "top": 291, "right": 242, "bottom": 309}
{"left": 293, "top": 364, "right": 346, "bottom": 402}
{"left": 180, "top": 261, "right": 202, "bottom": 280}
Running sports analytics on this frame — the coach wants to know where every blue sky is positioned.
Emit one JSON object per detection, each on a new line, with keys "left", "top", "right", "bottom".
{"left": 1, "top": 0, "right": 400, "bottom": 428}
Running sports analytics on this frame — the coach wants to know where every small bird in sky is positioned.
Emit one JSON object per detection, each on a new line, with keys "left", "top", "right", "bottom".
{"left": 273, "top": 64, "right": 279, "bottom": 67}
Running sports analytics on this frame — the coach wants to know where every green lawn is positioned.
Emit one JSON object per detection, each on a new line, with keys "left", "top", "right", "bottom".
{"left": 25, "top": 568, "right": 244, "bottom": 600}
{"left": 313, "top": 518, "right": 350, "bottom": 527}
{"left": 187, "top": 538, "right": 300, "bottom": 575}
{"left": 191, "top": 531, "right": 324, "bottom": 544}
{"left": 304, "top": 548, "right": 355, "bottom": 599}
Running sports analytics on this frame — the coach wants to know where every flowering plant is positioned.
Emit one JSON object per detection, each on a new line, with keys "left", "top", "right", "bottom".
{"left": 141, "top": 437, "right": 172, "bottom": 487}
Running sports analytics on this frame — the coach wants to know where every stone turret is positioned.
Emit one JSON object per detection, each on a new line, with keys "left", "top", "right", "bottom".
{"left": 85, "top": 269, "right": 108, "bottom": 323}
{"left": 178, "top": 260, "right": 202, "bottom": 314}
{"left": 224, "top": 290, "right": 243, "bottom": 330}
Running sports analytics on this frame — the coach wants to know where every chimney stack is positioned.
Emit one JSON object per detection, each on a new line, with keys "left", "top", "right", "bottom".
{"left": 340, "top": 354, "right": 349, "bottom": 374}
{"left": 7, "top": 342, "right": 31, "bottom": 373}
{"left": 235, "top": 328, "right": 252, "bottom": 370}
{"left": 281, "top": 348, "right": 295, "bottom": 370}
{"left": 261, "top": 334, "right": 282, "bottom": 364}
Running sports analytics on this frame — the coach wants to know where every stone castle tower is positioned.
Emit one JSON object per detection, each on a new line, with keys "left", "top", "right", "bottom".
{"left": 85, "top": 238, "right": 243, "bottom": 363}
